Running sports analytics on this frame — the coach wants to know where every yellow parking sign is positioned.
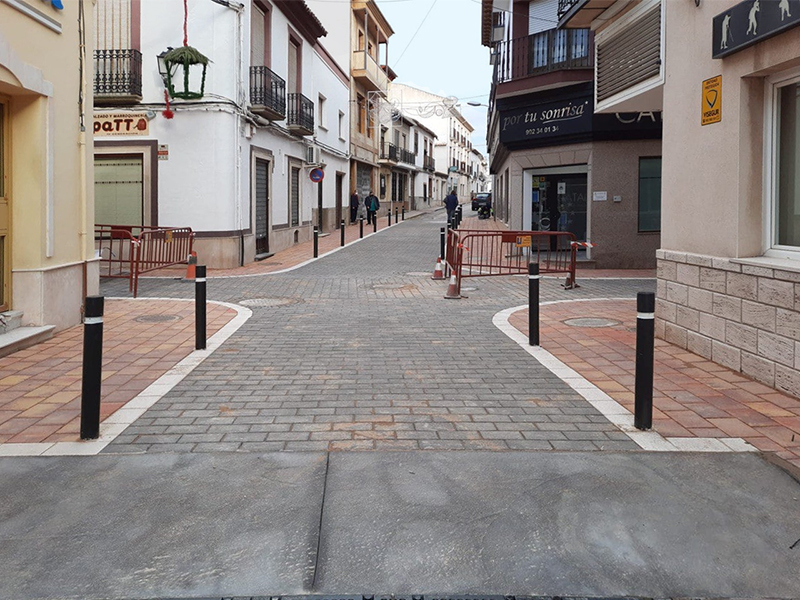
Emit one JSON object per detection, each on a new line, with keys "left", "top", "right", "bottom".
{"left": 515, "top": 235, "right": 531, "bottom": 248}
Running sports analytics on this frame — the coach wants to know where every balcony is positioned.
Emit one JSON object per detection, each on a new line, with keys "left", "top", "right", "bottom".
{"left": 351, "top": 50, "right": 389, "bottom": 94}
{"left": 380, "top": 142, "right": 398, "bottom": 163}
{"left": 424, "top": 155, "right": 435, "bottom": 172}
{"left": 93, "top": 49, "right": 142, "bottom": 104}
{"left": 494, "top": 28, "right": 593, "bottom": 85}
{"left": 250, "top": 66, "right": 286, "bottom": 121}
{"left": 557, "top": 0, "right": 614, "bottom": 28}
{"left": 399, "top": 148, "right": 415, "bottom": 165}
{"left": 287, "top": 93, "right": 314, "bottom": 136}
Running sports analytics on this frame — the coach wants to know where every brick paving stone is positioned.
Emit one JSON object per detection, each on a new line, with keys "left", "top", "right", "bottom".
{"left": 99, "top": 212, "right": 648, "bottom": 454}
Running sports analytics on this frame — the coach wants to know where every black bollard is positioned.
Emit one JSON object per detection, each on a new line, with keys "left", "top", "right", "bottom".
{"left": 373, "top": 214, "right": 377, "bottom": 233}
{"left": 402, "top": 207, "right": 406, "bottom": 221}
{"left": 80, "top": 295, "right": 104, "bottom": 440}
{"left": 634, "top": 291, "right": 655, "bottom": 430}
{"left": 395, "top": 208, "right": 399, "bottom": 223}
{"left": 359, "top": 217, "right": 364, "bottom": 239}
{"left": 313, "top": 226, "right": 319, "bottom": 258}
{"left": 528, "top": 263, "right": 540, "bottom": 346}
{"left": 196, "top": 265, "right": 207, "bottom": 351}
{"left": 340, "top": 220, "right": 345, "bottom": 247}
{"left": 439, "top": 227, "right": 445, "bottom": 265}
{"left": 388, "top": 209, "right": 392, "bottom": 227}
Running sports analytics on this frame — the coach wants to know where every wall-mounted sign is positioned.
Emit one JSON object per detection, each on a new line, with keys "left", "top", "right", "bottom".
{"left": 515, "top": 235, "right": 532, "bottom": 248}
{"left": 557, "top": 182, "right": 566, "bottom": 194}
{"left": 701, "top": 76, "right": 722, "bottom": 125}
{"left": 713, "top": 0, "right": 800, "bottom": 59}
{"left": 593, "top": 191, "right": 608, "bottom": 202}
{"left": 158, "top": 145, "right": 169, "bottom": 160}
{"left": 93, "top": 112, "right": 149, "bottom": 136}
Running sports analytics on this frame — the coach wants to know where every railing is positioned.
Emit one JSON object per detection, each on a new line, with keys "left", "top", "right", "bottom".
{"left": 494, "top": 28, "right": 592, "bottom": 84}
{"left": 93, "top": 49, "right": 142, "bottom": 99}
{"left": 424, "top": 155, "right": 435, "bottom": 171}
{"left": 381, "top": 142, "right": 398, "bottom": 161}
{"left": 558, "top": 0, "right": 584, "bottom": 19}
{"left": 250, "top": 66, "right": 286, "bottom": 117}
{"left": 399, "top": 148, "right": 415, "bottom": 164}
{"left": 95, "top": 225, "right": 194, "bottom": 298}
{"left": 444, "top": 229, "right": 579, "bottom": 296}
{"left": 287, "top": 93, "right": 314, "bottom": 132}
{"left": 351, "top": 49, "right": 389, "bottom": 93}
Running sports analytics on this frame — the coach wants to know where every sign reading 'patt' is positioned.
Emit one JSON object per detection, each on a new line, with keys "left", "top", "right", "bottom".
{"left": 702, "top": 76, "right": 722, "bottom": 126}
{"left": 93, "top": 113, "right": 149, "bottom": 136}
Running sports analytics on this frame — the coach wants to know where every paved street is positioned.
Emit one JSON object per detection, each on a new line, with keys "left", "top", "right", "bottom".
{"left": 101, "top": 212, "right": 648, "bottom": 453}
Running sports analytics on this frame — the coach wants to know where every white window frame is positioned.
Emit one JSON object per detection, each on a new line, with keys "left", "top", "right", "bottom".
{"left": 763, "top": 65, "right": 800, "bottom": 258}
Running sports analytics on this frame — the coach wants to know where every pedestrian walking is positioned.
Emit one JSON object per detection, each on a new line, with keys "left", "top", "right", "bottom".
{"left": 366, "top": 191, "right": 380, "bottom": 225}
{"left": 444, "top": 189, "right": 459, "bottom": 223}
{"left": 357, "top": 193, "right": 368, "bottom": 222}
{"left": 349, "top": 190, "right": 359, "bottom": 224}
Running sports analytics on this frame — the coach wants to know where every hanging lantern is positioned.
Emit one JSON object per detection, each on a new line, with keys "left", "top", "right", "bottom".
{"left": 160, "top": 45, "right": 209, "bottom": 100}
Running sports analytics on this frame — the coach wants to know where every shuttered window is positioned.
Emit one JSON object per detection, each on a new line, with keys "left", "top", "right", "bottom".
{"left": 290, "top": 166, "right": 300, "bottom": 227}
{"left": 255, "top": 159, "right": 269, "bottom": 248}
{"left": 251, "top": 4, "right": 266, "bottom": 66}
{"left": 94, "top": 0, "right": 131, "bottom": 50}
{"left": 94, "top": 155, "right": 144, "bottom": 226}
{"left": 596, "top": 5, "right": 661, "bottom": 103}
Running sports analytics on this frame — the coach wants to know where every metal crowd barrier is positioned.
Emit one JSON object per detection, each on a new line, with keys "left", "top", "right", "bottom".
{"left": 95, "top": 224, "right": 194, "bottom": 297}
{"left": 444, "top": 228, "right": 578, "bottom": 297}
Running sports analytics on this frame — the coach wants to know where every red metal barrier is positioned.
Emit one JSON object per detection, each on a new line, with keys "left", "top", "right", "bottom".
{"left": 95, "top": 225, "right": 194, "bottom": 297}
{"left": 444, "top": 228, "right": 579, "bottom": 297}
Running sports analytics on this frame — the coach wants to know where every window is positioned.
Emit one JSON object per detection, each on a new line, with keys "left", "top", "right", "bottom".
{"left": 251, "top": 2, "right": 271, "bottom": 66}
{"left": 338, "top": 110, "right": 345, "bottom": 139}
{"left": 367, "top": 100, "right": 374, "bottom": 138}
{"left": 774, "top": 79, "right": 800, "bottom": 248}
{"left": 317, "top": 94, "right": 326, "bottom": 130}
{"left": 638, "top": 157, "right": 661, "bottom": 232}
{"left": 290, "top": 164, "right": 300, "bottom": 227}
{"left": 414, "top": 132, "right": 418, "bottom": 155}
{"left": 357, "top": 94, "right": 365, "bottom": 134}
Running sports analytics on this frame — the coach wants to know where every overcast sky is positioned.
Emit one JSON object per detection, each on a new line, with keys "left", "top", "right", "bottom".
{"left": 375, "top": 0, "right": 493, "bottom": 156}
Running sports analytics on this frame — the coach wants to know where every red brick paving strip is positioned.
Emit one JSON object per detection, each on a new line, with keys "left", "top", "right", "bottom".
{"left": 0, "top": 300, "right": 236, "bottom": 444}
{"left": 509, "top": 300, "right": 800, "bottom": 469}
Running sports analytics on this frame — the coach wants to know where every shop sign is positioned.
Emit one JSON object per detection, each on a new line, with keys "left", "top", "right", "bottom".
{"left": 713, "top": 0, "right": 800, "bottom": 59}
{"left": 593, "top": 191, "right": 608, "bottom": 202}
{"left": 93, "top": 112, "right": 149, "bottom": 136}
{"left": 515, "top": 235, "right": 532, "bottom": 248}
{"left": 702, "top": 76, "right": 722, "bottom": 125}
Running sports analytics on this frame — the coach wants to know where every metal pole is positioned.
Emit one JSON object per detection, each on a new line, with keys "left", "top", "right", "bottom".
{"left": 196, "top": 265, "right": 207, "bottom": 351}
{"left": 340, "top": 220, "right": 345, "bottom": 247}
{"left": 80, "top": 295, "right": 104, "bottom": 440}
{"left": 634, "top": 291, "right": 655, "bottom": 430}
{"left": 359, "top": 217, "right": 364, "bottom": 239}
{"left": 313, "top": 226, "right": 319, "bottom": 258}
{"left": 388, "top": 208, "right": 392, "bottom": 226}
{"left": 439, "top": 227, "right": 445, "bottom": 266}
{"left": 528, "top": 263, "right": 540, "bottom": 346}
{"left": 373, "top": 214, "right": 377, "bottom": 233}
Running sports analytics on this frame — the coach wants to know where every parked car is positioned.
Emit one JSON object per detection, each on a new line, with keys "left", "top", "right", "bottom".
{"left": 472, "top": 192, "right": 491, "bottom": 211}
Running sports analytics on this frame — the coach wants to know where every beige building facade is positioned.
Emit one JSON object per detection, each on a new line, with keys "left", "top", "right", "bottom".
{"left": 0, "top": 0, "right": 98, "bottom": 331}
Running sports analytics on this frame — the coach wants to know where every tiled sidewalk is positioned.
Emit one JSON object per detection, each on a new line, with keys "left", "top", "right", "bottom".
{"left": 509, "top": 299, "right": 800, "bottom": 469}
{"left": 0, "top": 300, "right": 236, "bottom": 444}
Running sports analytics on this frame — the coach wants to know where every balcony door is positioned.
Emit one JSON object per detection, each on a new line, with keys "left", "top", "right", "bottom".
{"left": 287, "top": 38, "right": 300, "bottom": 96}
{"left": 0, "top": 100, "right": 9, "bottom": 311}
{"left": 251, "top": 2, "right": 270, "bottom": 67}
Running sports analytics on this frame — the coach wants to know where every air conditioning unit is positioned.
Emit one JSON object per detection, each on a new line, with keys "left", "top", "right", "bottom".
{"left": 306, "top": 145, "right": 321, "bottom": 165}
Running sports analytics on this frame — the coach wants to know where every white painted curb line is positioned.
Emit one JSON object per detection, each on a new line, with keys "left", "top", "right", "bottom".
{"left": 0, "top": 298, "right": 252, "bottom": 457}
{"left": 493, "top": 300, "right": 757, "bottom": 453}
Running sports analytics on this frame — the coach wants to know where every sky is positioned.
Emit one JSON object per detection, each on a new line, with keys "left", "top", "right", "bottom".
{"left": 375, "top": 0, "right": 494, "bottom": 156}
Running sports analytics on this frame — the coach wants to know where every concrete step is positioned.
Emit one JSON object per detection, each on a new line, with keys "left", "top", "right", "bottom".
{"left": 0, "top": 325, "right": 56, "bottom": 359}
{"left": 0, "top": 310, "right": 23, "bottom": 334}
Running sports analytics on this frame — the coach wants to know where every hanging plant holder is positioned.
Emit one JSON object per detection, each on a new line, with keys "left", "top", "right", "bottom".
{"left": 162, "top": 45, "right": 209, "bottom": 100}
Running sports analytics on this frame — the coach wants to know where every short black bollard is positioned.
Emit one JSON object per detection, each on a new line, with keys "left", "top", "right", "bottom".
{"left": 439, "top": 227, "right": 446, "bottom": 264}
{"left": 634, "top": 291, "right": 655, "bottom": 430}
{"left": 402, "top": 207, "right": 405, "bottom": 221}
{"left": 80, "top": 295, "right": 104, "bottom": 440}
{"left": 388, "top": 209, "right": 392, "bottom": 227}
{"left": 528, "top": 263, "right": 540, "bottom": 346}
{"left": 340, "top": 220, "right": 345, "bottom": 247}
{"left": 196, "top": 265, "right": 207, "bottom": 351}
{"left": 359, "top": 217, "right": 364, "bottom": 239}
{"left": 395, "top": 208, "right": 399, "bottom": 222}
{"left": 373, "top": 214, "right": 377, "bottom": 233}
{"left": 313, "top": 226, "right": 319, "bottom": 258}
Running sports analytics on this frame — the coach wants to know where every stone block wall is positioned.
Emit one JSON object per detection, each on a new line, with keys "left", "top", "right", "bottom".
{"left": 656, "top": 249, "right": 800, "bottom": 398}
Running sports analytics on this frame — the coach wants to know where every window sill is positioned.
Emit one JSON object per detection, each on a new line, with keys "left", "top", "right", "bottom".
{"left": 318, "top": 126, "right": 328, "bottom": 132}
{"left": 731, "top": 255, "right": 800, "bottom": 275}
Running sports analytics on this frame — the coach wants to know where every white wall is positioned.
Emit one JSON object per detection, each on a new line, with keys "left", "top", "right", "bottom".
{"left": 305, "top": 0, "right": 350, "bottom": 70}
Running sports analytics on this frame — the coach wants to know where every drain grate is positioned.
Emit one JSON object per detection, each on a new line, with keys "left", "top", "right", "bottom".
{"left": 239, "top": 298, "right": 298, "bottom": 308}
{"left": 563, "top": 317, "right": 620, "bottom": 328}
{"left": 134, "top": 314, "right": 181, "bottom": 323}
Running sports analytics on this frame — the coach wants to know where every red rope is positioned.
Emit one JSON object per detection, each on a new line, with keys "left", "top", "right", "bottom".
{"left": 163, "top": 89, "right": 174, "bottom": 119}
{"left": 183, "top": 0, "right": 188, "bottom": 46}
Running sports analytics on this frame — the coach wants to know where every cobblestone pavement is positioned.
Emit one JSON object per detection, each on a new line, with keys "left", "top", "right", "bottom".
{"left": 102, "top": 213, "right": 655, "bottom": 453}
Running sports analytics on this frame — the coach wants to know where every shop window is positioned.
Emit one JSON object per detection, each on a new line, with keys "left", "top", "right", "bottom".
{"left": 775, "top": 80, "right": 800, "bottom": 248}
{"left": 638, "top": 157, "right": 661, "bottom": 232}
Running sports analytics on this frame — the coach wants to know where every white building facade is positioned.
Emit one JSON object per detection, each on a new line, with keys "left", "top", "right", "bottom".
{"left": 93, "top": 0, "right": 349, "bottom": 268}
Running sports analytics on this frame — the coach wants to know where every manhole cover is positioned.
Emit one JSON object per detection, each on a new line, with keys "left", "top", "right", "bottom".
{"left": 134, "top": 314, "right": 181, "bottom": 323}
{"left": 563, "top": 317, "right": 620, "bottom": 328}
{"left": 239, "top": 298, "right": 297, "bottom": 307}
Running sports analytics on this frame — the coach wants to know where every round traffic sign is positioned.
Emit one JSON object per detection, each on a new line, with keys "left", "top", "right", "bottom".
{"left": 310, "top": 168, "right": 325, "bottom": 183}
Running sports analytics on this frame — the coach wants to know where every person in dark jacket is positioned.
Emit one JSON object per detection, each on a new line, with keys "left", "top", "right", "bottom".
{"left": 366, "top": 191, "right": 380, "bottom": 225}
{"left": 444, "top": 190, "right": 459, "bottom": 224}
{"left": 350, "top": 190, "right": 359, "bottom": 224}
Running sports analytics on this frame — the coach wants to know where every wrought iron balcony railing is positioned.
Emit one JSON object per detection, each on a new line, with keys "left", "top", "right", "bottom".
{"left": 93, "top": 49, "right": 142, "bottom": 100}
{"left": 381, "top": 143, "right": 398, "bottom": 162}
{"left": 250, "top": 66, "right": 286, "bottom": 119}
{"left": 557, "top": 0, "right": 584, "bottom": 19}
{"left": 399, "top": 148, "right": 415, "bottom": 164}
{"left": 424, "top": 155, "right": 435, "bottom": 171}
{"left": 493, "top": 28, "right": 592, "bottom": 85}
{"left": 287, "top": 92, "right": 314, "bottom": 134}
